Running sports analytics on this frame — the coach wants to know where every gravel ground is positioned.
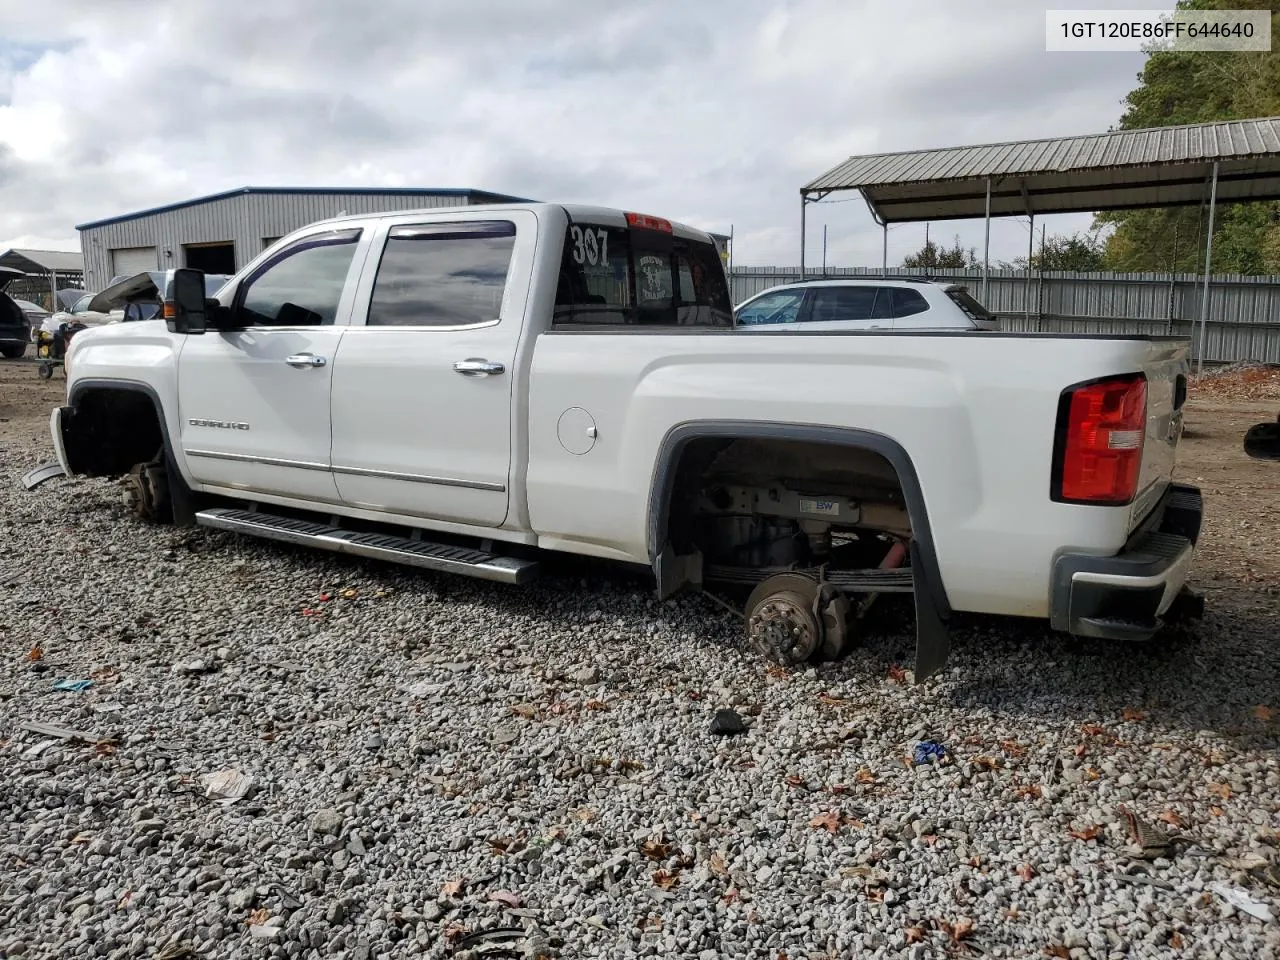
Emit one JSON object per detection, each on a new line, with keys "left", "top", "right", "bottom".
{"left": 1, "top": 363, "right": 1278, "bottom": 960}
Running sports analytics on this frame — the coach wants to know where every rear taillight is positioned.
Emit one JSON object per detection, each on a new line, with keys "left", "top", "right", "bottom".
{"left": 1051, "top": 374, "right": 1148, "bottom": 505}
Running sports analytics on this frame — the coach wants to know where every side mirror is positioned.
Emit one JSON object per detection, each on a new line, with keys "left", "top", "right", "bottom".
{"left": 1243, "top": 421, "right": 1280, "bottom": 461}
{"left": 167, "top": 268, "right": 208, "bottom": 335}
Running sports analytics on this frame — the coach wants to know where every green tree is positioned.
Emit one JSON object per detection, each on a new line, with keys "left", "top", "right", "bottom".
{"left": 902, "top": 235, "right": 977, "bottom": 269}
{"left": 1004, "top": 231, "right": 1108, "bottom": 271}
{"left": 1095, "top": 0, "right": 1280, "bottom": 274}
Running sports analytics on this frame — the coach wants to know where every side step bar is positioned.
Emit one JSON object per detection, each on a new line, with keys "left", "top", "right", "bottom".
{"left": 195, "top": 507, "right": 539, "bottom": 585}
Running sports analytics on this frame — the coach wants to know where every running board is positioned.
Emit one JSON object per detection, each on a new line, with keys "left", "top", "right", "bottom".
{"left": 195, "top": 507, "right": 539, "bottom": 585}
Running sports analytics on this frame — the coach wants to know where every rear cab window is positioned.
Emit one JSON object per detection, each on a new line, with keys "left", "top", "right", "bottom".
{"left": 552, "top": 214, "right": 732, "bottom": 329}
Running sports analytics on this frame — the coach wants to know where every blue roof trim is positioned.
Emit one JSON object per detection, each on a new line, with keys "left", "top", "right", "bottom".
{"left": 75, "top": 186, "right": 535, "bottom": 231}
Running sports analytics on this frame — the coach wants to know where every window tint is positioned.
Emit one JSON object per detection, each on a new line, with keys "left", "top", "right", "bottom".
{"left": 735, "top": 290, "right": 806, "bottom": 326}
{"left": 368, "top": 221, "right": 515, "bottom": 327}
{"left": 892, "top": 288, "right": 929, "bottom": 317}
{"left": 808, "top": 286, "right": 892, "bottom": 323}
{"left": 238, "top": 229, "right": 361, "bottom": 326}
{"left": 553, "top": 222, "right": 732, "bottom": 328}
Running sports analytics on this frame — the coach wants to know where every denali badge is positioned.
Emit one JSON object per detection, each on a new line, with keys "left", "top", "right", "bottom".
{"left": 188, "top": 418, "right": 250, "bottom": 431}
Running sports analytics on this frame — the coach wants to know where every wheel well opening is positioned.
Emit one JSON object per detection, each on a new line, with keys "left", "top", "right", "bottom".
{"left": 656, "top": 435, "right": 915, "bottom": 594}
{"left": 64, "top": 389, "right": 165, "bottom": 476}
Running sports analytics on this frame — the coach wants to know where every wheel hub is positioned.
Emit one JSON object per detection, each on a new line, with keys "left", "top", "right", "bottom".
{"left": 748, "top": 591, "right": 821, "bottom": 664}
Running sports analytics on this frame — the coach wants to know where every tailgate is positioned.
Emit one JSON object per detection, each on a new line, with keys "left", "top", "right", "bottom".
{"left": 1128, "top": 340, "right": 1191, "bottom": 532}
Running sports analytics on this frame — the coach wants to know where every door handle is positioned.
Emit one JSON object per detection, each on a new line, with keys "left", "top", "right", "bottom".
{"left": 285, "top": 354, "right": 327, "bottom": 368}
{"left": 453, "top": 358, "right": 505, "bottom": 377}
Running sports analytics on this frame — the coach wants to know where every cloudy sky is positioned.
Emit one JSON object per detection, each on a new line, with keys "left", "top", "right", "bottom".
{"left": 0, "top": 0, "right": 1148, "bottom": 268}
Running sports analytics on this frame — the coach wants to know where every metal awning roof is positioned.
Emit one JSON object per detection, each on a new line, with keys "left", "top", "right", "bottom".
{"left": 0, "top": 248, "right": 84, "bottom": 274}
{"left": 802, "top": 116, "right": 1280, "bottom": 223}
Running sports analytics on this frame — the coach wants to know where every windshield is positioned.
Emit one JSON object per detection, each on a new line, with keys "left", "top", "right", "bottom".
{"left": 552, "top": 220, "right": 732, "bottom": 328}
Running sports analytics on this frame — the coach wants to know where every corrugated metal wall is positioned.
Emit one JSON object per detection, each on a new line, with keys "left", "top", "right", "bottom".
{"left": 79, "top": 192, "right": 484, "bottom": 291}
{"left": 731, "top": 266, "right": 1280, "bottom": 363}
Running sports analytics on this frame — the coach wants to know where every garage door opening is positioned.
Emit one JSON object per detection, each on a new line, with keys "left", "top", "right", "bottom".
{"left": 183, "top": 242, "right": 236, "bottom": 275}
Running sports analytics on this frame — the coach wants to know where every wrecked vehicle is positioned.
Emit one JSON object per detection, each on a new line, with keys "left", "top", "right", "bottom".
{"left": 86, "top": 270, "right": 233, "bottom": 323}
{"left": 46, "top": 202, "right": 1203, "bottom": 680}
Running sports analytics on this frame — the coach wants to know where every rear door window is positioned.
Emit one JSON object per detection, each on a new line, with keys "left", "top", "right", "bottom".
{"left": 807, "top": 286, "right": 892, "bottom": 324}
{"left": 553, "top": 220, "right": 732, "bottom": 329}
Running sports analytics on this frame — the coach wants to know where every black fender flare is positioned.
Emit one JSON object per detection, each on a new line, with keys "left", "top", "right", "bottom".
{"left": 64, "top": 378, "right": 198, "bottom": 524}
{"left": 645, "top": 420, "right": 953, "bottom": 680}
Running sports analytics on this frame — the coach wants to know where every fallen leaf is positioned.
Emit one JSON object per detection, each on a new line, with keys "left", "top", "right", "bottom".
{"left": 999, "top": 739, "right": 1028, "bottom": 757}
{"left": 1158, "top": 810, "right": 1186, "bottom": 828}
{"left": 1044, "top": 948, "right": 1071, "bottom": 959}
{"left": 865, "top": 888, "right": 885, "bottom": 902}
{"left": 1171, "top": 932, "right": 1185, "bottom": 949}
{"left": 652, "top": 869, "right": 679, "bottom": 891}
{"left": 809, "top": 812, "right": 842, "bottom": 834}
{"left": 721, "top": 887, "right": 739, "bottom": 903}
{"left": 709, "top": 853, "right": 730, "bottom": 877}
{"left": 973, "top": 755, "right": 1001, "bottom": 772}
{"left": 1072, "top": 744, "right": 1088, "bottom": 758}
{"left": 318, "top": 592, "right": 332, "bottom": 602}
{"left": 1208, "top": 782, "right": 1232, "bottom": 800}
{"left": 886, "top": 664, "right": 907, "bottom": 684}
{"left": 641, "top": 839, "right": 672, "bottom": 861}
{"left": 442, "top": 879, "right": 466, "bottom": 898}
{"left": 766, "top": 666, "right": 789, "bottom": 680}
{"left": 968, "top": 856, "right": 983, "bottom": 868}
{"left": 904, "top": 925, "right": 928, "bottom": 944}
{"left": 1016, "top": 784, "right": 1043, "bottom": 801}
{"left": 488, "top": 890, "right": 522, "bottom": 908}
{"left": 574, "top": 807, "right": 596, "bottom": 822}
{"left": 444, "top": 923, "right": 469, "bottom": 943}
{"left": 247, "top": 908, "right": 270, "bottom": 925}
{"left": 1084, "top": 767, "right": 1100, "bottom": 781}
{"left": 94, "top": 741, "right": 116, "bottom": 757}
{"left": 1121, "top": 707, "right": 1146, "bottom": 722}
{"left": 27, "top": 645, "right": 42, "bottom": 661}
{"left": 943, "top": 918, "right": 975, "bottom": 943}
{"left": 817, "top": 692, "right": 845, "bottom": 706}
{"left": 784, "top": 774, "right": 804, "bottom": 788}
{"left": 777, "top": 952, "right": 788, "bottom": 960}
{"left": 584, "top": 698, "right": 609, "bottom": 712}
{"left": 1253, "top": 705, "right": 1274, "bottom": 722}
{"left": 856, "top": 767, "right": 877, "bottom": 784}
{"left": 1017, "top": 863, "right": 1035, "bottom": 882}
{"left": 1069, "top": 824, "right": 1102, "bottom": 842}
{"left": 509, "top": 703, "right": 539, "bottom": 720}
{"left": 1210, "top": 805, "right": 1225, "bottom": 817}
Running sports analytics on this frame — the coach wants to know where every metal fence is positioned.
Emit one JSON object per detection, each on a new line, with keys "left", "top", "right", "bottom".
{"left": 729, "top": 266, "right": 1280, "bottom": 364}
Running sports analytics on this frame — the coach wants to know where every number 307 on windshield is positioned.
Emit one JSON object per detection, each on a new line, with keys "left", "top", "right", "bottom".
{"left": 570, "top": 225, "right": 609, "bottom": 267}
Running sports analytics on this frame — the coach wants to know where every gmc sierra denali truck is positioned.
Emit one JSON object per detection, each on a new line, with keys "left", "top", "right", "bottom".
{"left": 47, "top": 202, "right": 1203, "bottom": 680}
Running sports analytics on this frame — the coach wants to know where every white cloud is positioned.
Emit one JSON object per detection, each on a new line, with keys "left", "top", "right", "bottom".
{"left": 0, "top": 0, "right": 1145, "bottom": 268}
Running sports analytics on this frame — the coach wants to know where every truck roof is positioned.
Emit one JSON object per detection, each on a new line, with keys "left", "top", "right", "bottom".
{"left": 317, "top": 202, "right": 719, "bottom": 244}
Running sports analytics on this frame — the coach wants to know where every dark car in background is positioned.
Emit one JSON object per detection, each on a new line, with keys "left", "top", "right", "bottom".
{"left": 1, "top": 267, "right": 35, "bottom": 358}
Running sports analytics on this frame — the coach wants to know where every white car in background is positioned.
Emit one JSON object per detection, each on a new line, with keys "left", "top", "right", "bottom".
{"left": 734, "top": 278, "right": 998, "bottom": 332}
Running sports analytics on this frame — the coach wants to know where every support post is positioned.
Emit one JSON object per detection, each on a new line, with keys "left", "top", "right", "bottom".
{"left": 1197, "top": 162, "right": 1219, "bottom": 375}
{"left": 882, "top": 224, "right": 887, "bottom": 273}
{"left": 800, "top": 194, "right": 807, "bottom": 278}
{"left": 1026, "top": 213, "right": 1034, "bottom": 329}
{"left": 49, "top": 270, "right": 58, "bottom": 313}
{"left": 982, "top": 177, "right": 992, "bottom": 303}
{"left": 822, "top": 224, "right": 827, "bottom": 274}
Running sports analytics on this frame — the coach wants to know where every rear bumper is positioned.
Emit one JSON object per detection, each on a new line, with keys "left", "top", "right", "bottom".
{"left": 1050, "top": 483, "right": 1203, "bottom": 641}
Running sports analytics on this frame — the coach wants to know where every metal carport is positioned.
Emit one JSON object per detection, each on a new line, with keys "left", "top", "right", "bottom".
{"left": 800, "top": 116, "right": 1280, "bottom": 371}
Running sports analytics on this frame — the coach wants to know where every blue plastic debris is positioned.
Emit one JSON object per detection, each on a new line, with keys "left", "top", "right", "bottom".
{"left": 913, "top": 740, "right": 947, "bottom": 765}
{"left": 52, "top": 678, "right": 94, "bottom": 693}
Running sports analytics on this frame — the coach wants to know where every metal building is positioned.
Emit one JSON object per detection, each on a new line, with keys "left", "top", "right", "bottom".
{"left": 75, "top": 186, "right": 530, "bottom": 292}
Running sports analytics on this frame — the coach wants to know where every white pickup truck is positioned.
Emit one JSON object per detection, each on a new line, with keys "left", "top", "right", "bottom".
{"left": 47, "top": 202, "right": 1204, "bottom": 680}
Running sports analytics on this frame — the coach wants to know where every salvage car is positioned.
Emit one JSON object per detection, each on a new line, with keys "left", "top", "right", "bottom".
{"left": 87, "top": 270, "right": 233, "bottom": 322}
{"left": 735, "top": 278, "right": 997, "bottom": 331}
{"left": 0, "top": 267, "right": 35, "bottom": 358}
{"left": 46, "top": 203, "right": 1203, "bottom": 680}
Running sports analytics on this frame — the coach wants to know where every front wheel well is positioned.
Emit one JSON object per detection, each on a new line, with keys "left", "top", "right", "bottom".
{"left": 62, "top": 387, "right": 166, "bottom": 477}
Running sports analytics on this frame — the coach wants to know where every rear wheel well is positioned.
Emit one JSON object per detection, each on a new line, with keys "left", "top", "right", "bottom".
{"left": 63, "top": 387, "right": 166, "bottom": 476}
